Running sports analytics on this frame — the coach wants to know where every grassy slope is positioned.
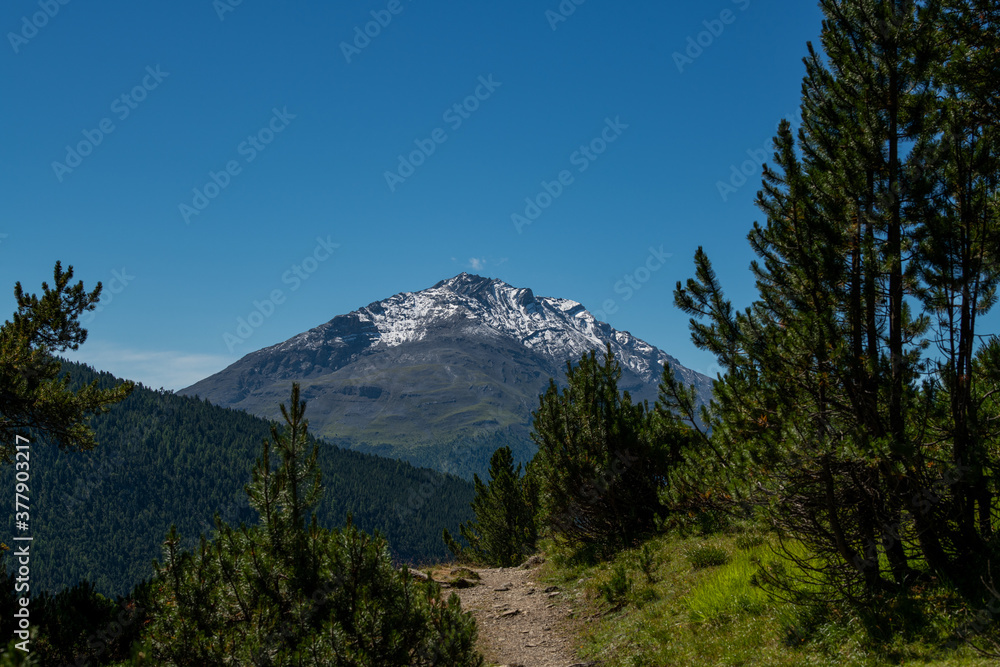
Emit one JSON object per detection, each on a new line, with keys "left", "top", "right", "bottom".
{"left": 192, "top": 339, "right": 550, "bottom": 451}
{"left": 530, "top": 533, "right": 998, "bottom": 666}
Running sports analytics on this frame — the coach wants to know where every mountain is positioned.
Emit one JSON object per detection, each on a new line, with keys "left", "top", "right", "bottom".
{"left": 181, "top": 273, "right": 713, "bottom": 476}
{"left": 0, "top": 361, "right": 474, "bottom": 598}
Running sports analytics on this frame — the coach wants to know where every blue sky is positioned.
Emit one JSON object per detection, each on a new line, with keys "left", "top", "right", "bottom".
{"left": 1, "top": 0, "right": 826, "bottom": 390}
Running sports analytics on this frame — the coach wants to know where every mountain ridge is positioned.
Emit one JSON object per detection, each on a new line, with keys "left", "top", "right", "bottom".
{"left": 259, "top": 272, "right": 701, "bottom": 384}
{"left": 180, "top": 273, "right": 712, "bottom": 474}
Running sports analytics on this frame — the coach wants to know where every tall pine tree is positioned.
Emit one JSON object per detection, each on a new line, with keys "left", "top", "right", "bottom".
{"left": 672, "top": 0, "right": 1000, "bottom": 602}
{"left": 530, "top": 344, "right": 676, "bottom": 556}
{"left": 443, "top": 445, "right": 537, "bottom": 567}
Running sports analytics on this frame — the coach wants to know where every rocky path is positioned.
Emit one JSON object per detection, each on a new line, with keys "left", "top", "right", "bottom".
{"left": 436, "top": 557, "right": 596, "bottom": 667}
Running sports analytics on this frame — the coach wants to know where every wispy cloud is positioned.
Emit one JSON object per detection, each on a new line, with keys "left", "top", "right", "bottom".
{"left": 61, "top": 341, "right": 236, "bottom": 391}
{"left": 450, "top": 255, "right": 507, "bottom": 273}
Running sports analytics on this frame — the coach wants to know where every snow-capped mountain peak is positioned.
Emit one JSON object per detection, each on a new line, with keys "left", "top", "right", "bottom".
{"left": 180, "top": 273, "right": 711, "bottom": 456}
{"left": 269, "top": 273, "right": 702, "bottom": 389}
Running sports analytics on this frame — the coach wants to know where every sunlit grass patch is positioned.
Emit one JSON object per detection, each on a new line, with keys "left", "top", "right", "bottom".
{"left": 686, "top": 543, "right": 730, "bottom": 569}
{"left": 538, "top": 532, "right": 1000, "bottom": 667}
{"left": 683, "top": 544, "right": 771, "bottom": 623}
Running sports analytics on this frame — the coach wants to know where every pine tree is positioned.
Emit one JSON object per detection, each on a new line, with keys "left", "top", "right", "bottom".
{"left": 529, "top": 344, "right": 674, "bottom": 556}
{"left": 443, "top": 446, "right": 536, "bottom": 567}
{"left": 672, "top": 0, "right": 1000, "bottom": 603}
{"left": 144, "top": 383, "right": 484, "bottom": 666}
{"left": 904, "top": 0, "right": 1000, "bottom": 588}
{"left": 0, "top": 261, "right": 132, "bottom": 462}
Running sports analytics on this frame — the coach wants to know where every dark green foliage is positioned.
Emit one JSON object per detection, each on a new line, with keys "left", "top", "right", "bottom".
{"left": 0, "top": 362, "right": 474, "bottom": 598}
{"left": 349, "top": 427, "right": 538, "bottom": 482}
{"left": 935, "top": 0, "right": 1000, "bottom": 128}
{"left": 687, "top": 545, "right": 730, "bottom": 570}
{"left": 637, "top": 543, "right": 658, "bottom": 584}
{"left": 0, "top": 540, "right": 151, "bottom": 666}
{"left": 671, "top": 0, "right": 1000, "bottom": 613}
{"left": 530, "top": 344, "right": 683, "bottom": 556}
{"left": 142, "top": 384, "right": 484, "bottom": 666}
{"left": 32, "top": 582, "right": 149, "bottom": 666}
{"left": 0, "top": 261, "right": 132, "bottom": 462}
{"left": 0, "top": 640, "right": 37, "bottom": 666}
{"left": 442, "top": 446, "right": 537, "bottom": 567}
{"left": 597, "top": 563, "right": 633, "bottom": 607}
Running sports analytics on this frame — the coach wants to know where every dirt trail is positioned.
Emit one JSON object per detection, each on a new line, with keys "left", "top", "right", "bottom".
{"left": 438, "top": 558, "right": 596, "bottom": 667}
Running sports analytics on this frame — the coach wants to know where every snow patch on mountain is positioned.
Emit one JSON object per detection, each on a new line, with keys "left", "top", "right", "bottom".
{"left": 268, "top": 273, "right": 702, "bottom": 389}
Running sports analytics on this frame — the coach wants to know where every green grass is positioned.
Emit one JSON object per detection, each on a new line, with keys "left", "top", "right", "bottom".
{"left": 684, "top": 543, "right": 769, "bottom": 622}
{"left": 534, "top": 533, "right": 1000, "bottom": 666}
{"left": 306, "top": 363, "right": 536, "bottom": 444}
{"left": 686, "top": 543, "right": 730, "bottom": 569}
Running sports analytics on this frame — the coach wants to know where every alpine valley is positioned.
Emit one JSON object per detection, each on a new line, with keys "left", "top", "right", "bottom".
{"left": 180, "top": 273, "right": 713, "bottom": 479}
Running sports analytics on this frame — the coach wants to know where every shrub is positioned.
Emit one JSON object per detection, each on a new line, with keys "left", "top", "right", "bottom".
{"left": 687, "top": 545, "right": 730, "bottom": 569}
{"left": 598, "top": 563, "right": 633, "bottom": 607}
{"left": 140, "top": 384, "right": 484, "bottom": 666}
{"left": 637, "top": 543, "right": 658, "bottom": 584}
{"left": 735, "top": 531, "right": 767, "bottom": 550}
{"left": 530, "top": 345, "right": 691, "bottom": 557}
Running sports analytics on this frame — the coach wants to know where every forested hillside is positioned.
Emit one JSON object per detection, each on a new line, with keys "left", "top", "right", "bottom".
{"left": 0, "top": 361, "right": 474, "bottom": 598}
{"left": 346, "top": 427, "right": 538, "bottom": 481}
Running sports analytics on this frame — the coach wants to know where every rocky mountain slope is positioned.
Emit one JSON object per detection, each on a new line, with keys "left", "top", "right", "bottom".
{"left": 180, "top": 273, "right": 712, "bottom": 473}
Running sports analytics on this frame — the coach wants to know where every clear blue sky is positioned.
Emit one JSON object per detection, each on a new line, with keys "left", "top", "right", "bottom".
{"left": 1, "top": 0, "right": 826, "bottom": 390}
